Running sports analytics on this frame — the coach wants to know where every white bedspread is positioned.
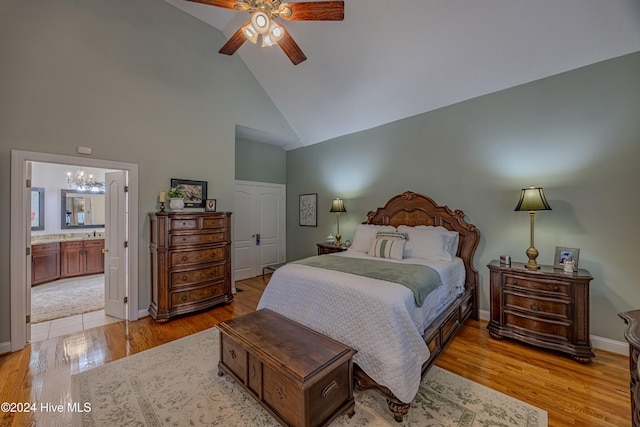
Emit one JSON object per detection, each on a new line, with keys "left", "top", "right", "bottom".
{"left": 256, "top": 251, "right": 465, "bottom": 403}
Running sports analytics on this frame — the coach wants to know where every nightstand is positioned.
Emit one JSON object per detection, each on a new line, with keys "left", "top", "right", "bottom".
{"left": 316, "top": 242, "right": 348, "bottom": 255}
{"left": 487, "top": 260, "right": 594, "bottom": 363}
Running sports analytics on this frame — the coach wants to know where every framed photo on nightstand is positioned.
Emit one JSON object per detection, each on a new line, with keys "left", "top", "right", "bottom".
{"left": 554, "top": 246, "right": 580, "bottom": 269}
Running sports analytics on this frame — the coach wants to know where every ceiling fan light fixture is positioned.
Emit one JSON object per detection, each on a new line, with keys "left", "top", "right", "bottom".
{"left": 185, "top": 0, "right": 344, "bottom": 65}
{"left": 262, "top": 35, "right": 276, "bottom": 47}
{"left": 268, "top": 22, "right": 284, "bottom": 43}
{"left": 251, "top": 10, "right": 271, "bottom": 34}
{"left": 242, "top": 23, "right": 258, "bottom": 44}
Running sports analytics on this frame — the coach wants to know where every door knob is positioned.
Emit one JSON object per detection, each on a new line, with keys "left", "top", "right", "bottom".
{"left": 102, "top": 248, "right": 109, "bottom": 254}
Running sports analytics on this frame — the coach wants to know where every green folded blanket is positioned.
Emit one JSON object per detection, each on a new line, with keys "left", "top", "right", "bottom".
{"left": 292, "top": 255, "right": 443, "bottom": 307}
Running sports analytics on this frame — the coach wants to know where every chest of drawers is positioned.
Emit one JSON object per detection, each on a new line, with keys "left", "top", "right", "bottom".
{"left": 487, "top": 260, "right": 594, "bottom": 362}
{"left": 620, "top": 310, "right": 640, "bottom": 427}
{"left": 149, "top": 212, "right": 233, "bottom": 322}
{"left": 218, "top": 309, "right": 357, "bottom": 427}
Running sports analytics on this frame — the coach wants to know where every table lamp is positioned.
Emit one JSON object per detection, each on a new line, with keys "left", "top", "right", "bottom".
{"left": 514, "top": 186, "right": 551, "bottom": 270}
{"left": 330, "top": 198, "right": 347, "bottom": 246}
{"left": 159, "top": 191, "right": 167, "bottom": 212}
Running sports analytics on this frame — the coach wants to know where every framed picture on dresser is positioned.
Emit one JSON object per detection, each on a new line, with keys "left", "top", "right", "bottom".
{"left": 170, "top": 179, "right": 207, "bottom": 208}
{"left": 205, "top": 199, "right": 217, "bottom": 212}
{"left": 554, "top": 246, "right": 580, "bottom": 269}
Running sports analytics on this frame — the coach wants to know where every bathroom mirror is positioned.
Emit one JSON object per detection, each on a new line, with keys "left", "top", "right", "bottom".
{"left": 61, "top": 189, "right": 105, "bottom": 229}
{"left": 31, "top": 187, "right": 45, "bottom": 231}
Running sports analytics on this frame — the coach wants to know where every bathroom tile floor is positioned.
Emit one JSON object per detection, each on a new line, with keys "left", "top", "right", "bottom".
{"left": 31, "top": 310, "right": 121, "bottom": 342}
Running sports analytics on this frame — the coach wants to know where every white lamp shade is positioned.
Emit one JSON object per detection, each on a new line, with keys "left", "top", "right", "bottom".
{"left": 269, "top": 22, "right": 284, "bottom": 43}
{"left": 251, "top": 11, "right": 270, "bottom": 35}
{"left": 242, "top": 23, "right": 258, "bottom": 44}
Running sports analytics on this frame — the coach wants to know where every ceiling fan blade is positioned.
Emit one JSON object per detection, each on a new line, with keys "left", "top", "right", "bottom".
{"left": 279, "top": 1, "right": 344, "bottom": 21}
{"left": 278, "top": 27, "right": 307, "bottom": 65}
{"left": 185, "top": 0, "right": 249, "bottom": 12}
{"left": 219, "top": 25, "right": 248, "bottom": 56}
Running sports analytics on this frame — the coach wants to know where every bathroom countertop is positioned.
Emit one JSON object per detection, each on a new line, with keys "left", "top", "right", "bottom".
{"left": 31, "top": 233, "right": 105, "bottom": 245}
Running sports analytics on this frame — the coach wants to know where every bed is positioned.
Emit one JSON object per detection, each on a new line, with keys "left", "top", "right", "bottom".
{"left": 257, "top": 191, "right": 480, "bottom": 421}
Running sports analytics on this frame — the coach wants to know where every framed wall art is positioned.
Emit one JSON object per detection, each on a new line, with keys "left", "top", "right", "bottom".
{"left": 299, "top": 193, "right": 317, "bottom": 227}
{"left": 554, "top": 246, "right": 580, "bottom": 269}
{"left": 170, "top": 179, "right": 207, "bottom": 208}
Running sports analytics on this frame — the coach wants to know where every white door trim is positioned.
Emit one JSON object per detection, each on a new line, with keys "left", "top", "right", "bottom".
{"left": 10, "top": 150, "right": 139, "bottom": 352}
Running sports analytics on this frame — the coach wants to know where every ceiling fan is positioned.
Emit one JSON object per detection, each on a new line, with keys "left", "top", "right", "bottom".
{"left": 186, "top": 0, "right": 344, "bottom": 65}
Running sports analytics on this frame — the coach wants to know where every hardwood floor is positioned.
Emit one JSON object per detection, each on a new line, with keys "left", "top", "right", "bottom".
{"left": 0, "top": 276, "right": 631, "bottom": 426}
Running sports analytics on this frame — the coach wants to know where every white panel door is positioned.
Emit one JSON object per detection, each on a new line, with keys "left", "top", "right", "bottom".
{"left": 104, "top": 171, "right": 127, "bottom": 319}
{"left": 233, "top": 187, "right": 255, "bottom": 281}
{"left": 256, "top": 188, "right": 282, "bottom": 269}
{"left": 233, "top": 182, "right": 285, "bottom": 280}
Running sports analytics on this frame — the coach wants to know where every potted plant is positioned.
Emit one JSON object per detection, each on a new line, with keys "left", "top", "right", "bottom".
{"left": 167, "top": 186, "right": 185, "bottom": 211}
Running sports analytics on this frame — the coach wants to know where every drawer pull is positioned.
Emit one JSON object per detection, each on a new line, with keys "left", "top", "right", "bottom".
{"left": 531, "top": 302, "right": 539, "bottom": 311}
{"left": 229, "top": 349, "right": 237, "bottom": 360}
{"left": 553, "top": 286, "right": 560, "bottom": 291}
{"left": 182, "top": 255, "right": 188, "bottom": 262}
{"left": 321, "top": 380, "right": 338, "bottom": 398}
{"left": 276, "top": 386, "right": 286, "bottom": 400}
{"left": 182, "top": 275, "right": 188, "bottom": 281}
{"left": 181, "top": 294, "right": 188, "bottom": 302}
{"left": 251, "top": 365, "right": 256, "bottom": 378}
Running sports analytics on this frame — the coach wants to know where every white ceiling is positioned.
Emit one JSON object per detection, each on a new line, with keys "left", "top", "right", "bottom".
{"left": 165, "top": 0, "right": 640, "bottom": 150}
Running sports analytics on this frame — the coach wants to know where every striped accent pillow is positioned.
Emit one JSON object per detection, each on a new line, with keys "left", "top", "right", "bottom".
{"left": 376, "top": 231, "right": 408, "bottom": 240}
{"left": 369, "top": 237, "right": 406, "bottom": 260}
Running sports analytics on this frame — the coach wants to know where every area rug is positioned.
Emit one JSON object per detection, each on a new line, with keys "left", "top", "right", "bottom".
{"left": 71, "top": 328, "right": 547, "bottom": 427}
{"left": 31, "top": 275, "right": 104, "bottom": 323}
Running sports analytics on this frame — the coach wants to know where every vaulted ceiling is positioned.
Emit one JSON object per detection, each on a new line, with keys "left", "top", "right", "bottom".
{"left": 165, "top": 0, "right": 640, "bottom": 150}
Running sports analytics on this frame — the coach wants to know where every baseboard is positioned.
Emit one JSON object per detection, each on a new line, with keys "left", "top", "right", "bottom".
{"left": 592, "top": 335, "right": 628, "bottom": 355}
{"left": 477, "top": 309, "right": 627, "bottom": 356}
{"left": 0, "top": 341, "right": 11, "bottom": 356}
{"left": 138, "top": 309, "right": 150, "bottom": 319}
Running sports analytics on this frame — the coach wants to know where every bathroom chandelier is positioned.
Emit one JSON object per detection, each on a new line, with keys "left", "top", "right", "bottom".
{"left": 66, "top": 169, "right": 105, "bottom": 192}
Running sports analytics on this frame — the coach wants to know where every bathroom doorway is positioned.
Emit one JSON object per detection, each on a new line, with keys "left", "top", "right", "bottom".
{"left": 29, "top": 162, "right": 118, "bottom": 341}
{"left": 10, "top": 150, "right": 139, "bottom": 351}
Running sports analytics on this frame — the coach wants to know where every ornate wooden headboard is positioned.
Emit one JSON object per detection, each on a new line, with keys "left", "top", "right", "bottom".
{"left": 365, "top": 191, "right": 480, "bottom": 315}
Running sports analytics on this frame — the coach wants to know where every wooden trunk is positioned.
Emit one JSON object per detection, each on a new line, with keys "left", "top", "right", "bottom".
{"left": 217, "top": 309, "right": 357, "bottom": 427}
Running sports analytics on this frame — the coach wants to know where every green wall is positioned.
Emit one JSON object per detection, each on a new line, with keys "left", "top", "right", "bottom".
{"left": 235, "top": 138, "right": 286, "bottom": 184}
{"left": 0, "top": 0, "right": 297, "bottom": 344}
{"left": 286, "top": 52, "right": 640, "bottom": 342}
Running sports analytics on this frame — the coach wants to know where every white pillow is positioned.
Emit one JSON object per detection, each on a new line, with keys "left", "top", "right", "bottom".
{"left": 397, "top": 225, "right": 459, "bottom": 261}
{"left": 351, "top": 224, "right": 397, "bottom": 253}
{"left": 369, "top": 237, "right": 405, "bottom": 260}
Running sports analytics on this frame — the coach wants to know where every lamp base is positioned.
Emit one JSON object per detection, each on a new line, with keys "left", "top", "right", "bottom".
{"left": 335, "top": 233, "right": 342, "bottom": 247}
{"left": 525, "top": 246, "right": 540, "bottom": 270}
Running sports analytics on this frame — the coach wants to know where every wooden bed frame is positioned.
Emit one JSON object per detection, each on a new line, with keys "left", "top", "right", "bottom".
{"left": 352, "top": 191, "right": 480, "bottom": 422}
